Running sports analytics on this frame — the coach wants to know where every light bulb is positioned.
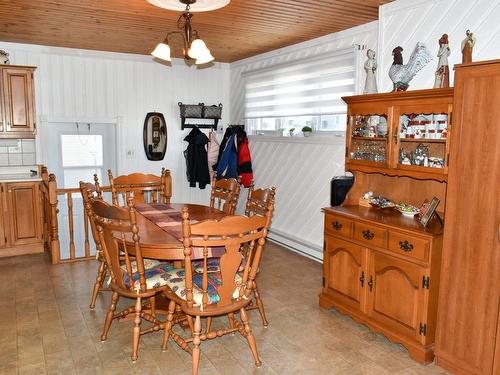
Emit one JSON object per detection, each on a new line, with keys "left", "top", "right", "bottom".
{"left": 151, "top": 42, "right": 171, "bottom": 61}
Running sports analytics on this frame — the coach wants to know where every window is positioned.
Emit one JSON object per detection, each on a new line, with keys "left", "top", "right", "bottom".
{"left": 61, "top": 134, "right": 104, "bottom": 187}
{"left": 243, "top": 48, "right": 356, "bottom": 135}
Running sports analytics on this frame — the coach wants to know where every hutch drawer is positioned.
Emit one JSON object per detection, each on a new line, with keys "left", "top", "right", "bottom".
{"left": 324, "top": 214, "right": 353, "bottom": 238}
{"left": 388, "top": 232, "right": 429, "bottom": 261}
{"left": 353, "top": 222, "right": 386, "bottom": 248}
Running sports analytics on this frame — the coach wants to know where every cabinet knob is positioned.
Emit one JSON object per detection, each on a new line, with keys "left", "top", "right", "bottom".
{"left": 399, "top": 240, "right": 414, "bottom": 252}
{"left": 359, "top": 271, "right": 365, "bottom": 287}
{"left": 362, "top": 229, "right": 374, "bottom": 240}
{"left": 332, "top": 221, "right": 342, "bottom": 230}
{"left": 368, "top": 275, "right": 374, "bottom": 291}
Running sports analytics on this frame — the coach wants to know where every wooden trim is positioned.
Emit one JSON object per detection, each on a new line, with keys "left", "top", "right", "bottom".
{"left": 343, "top": 88, "right": 454, "bottom": 104}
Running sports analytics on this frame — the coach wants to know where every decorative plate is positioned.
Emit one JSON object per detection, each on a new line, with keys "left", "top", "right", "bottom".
{"left": 395, "top": 203, "right": 419, "bottom": 217}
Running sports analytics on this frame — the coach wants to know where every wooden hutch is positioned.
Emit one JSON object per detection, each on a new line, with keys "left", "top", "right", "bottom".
{"left": 319, "top": 88, "right": 453, "bottom": 364}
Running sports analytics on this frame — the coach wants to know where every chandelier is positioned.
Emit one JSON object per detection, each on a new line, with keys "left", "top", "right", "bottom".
{"left": 149, "top": 0, "right": 230, "bottom": 65}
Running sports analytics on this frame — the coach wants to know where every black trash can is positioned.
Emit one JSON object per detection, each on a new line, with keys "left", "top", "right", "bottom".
{"left": 330, "top": 174, "right": 354, "bottom": 206}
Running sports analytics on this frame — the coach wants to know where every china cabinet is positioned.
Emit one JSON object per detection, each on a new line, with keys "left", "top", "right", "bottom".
{"left": 435, "top": 60, "right": 500, "bottom": 375}
{"left": 0, "top": 65, "right": 37, "bottom": 138}
{"left": 344, "top": 88, "right": 453, "bottom": 182}
{"left": 320, "top": 88, "right": 452, "bottom": 364}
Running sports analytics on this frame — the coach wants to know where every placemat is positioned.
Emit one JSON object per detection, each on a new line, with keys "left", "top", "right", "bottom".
{"left": 135, "top": 203, "right": 224, "bottom": 259}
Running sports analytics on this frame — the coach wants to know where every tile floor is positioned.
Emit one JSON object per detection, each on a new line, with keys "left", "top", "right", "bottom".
{"left": 0, "top": 242, "right": 450, "bottom": 375}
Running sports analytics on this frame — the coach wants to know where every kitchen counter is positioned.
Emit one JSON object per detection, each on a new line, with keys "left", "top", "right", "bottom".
{"left": 0, "top": 174, "right": 42, "bottom": 183}
{"left": 0, "top": 165, "right": 42, "bottom": 183}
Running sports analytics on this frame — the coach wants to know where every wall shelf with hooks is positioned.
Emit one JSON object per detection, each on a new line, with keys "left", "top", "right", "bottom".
{"left": 179, "top": 102, "right": 223, "bottom": 130}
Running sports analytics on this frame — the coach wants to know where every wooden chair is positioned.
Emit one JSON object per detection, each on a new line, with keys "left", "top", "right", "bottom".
{"left": 244, "top": 182, "right": 276, "bottom": 327}
{"left": 108, "top": 168, "right": 172, "bottom": 207}
{"left": 209, "top": 177, "right": 241, "bottom": 214}
{"left": 80, "top": 177, "right": 111, "bottom": 309}
{"left": 161, "top": 202, "right": 274, "bottom": 375}
{"left": 89, "top": 194, "right": 173, "bottom": 362}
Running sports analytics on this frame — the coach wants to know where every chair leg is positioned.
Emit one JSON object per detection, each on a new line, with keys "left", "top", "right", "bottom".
{"left": 227, "top": 313, "right": 237, "bottom": 330}
{"left": 131, "top": 297, "right": 142, "bottom": 362}
{"left": 205, "top": 317, "right": 212, "bottom": 334}
{"left": 192, "top": 315, "right": 202, "bottom": 375}
{"left": 161, "top": 300, "right": 176, "bottom": 351}
{"left": 252, "top": 281, "right": 269, "bottom": 327}
{"left": 240, "top": 307, "right": 261, "bottom": 367}
{"left": 90, "top": 260, "right": 107, "bottom": 309}
{"left": 101, "top": 291, "right": 119, "bottom": 341}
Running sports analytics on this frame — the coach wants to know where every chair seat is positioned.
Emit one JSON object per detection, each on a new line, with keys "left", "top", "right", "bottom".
{"left": 164, "top": 268, "right": 244, "bottom": 306}
{"left": 123, "top": 262, "right": 176, "bottom": 289}
{"left": 121, "top": 258, "right": 163, "bottom": 273}
{"left": 192, "top": 257, "right": 248, "bottom": 274}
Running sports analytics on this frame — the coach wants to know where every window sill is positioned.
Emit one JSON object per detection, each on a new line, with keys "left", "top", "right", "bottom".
{"left": 249, "top": 134, "right": 345, "bottom": 145}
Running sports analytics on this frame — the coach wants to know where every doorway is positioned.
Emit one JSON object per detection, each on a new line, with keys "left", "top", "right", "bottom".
{"left": 45, "top": 122, "right": 117, "bottom": 259}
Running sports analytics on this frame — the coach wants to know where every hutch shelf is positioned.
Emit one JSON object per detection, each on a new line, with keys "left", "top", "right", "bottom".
{"left": 344, "top": 88, "right": 453, "bottom": 182}
{"left": 320, "top": 88, "right": 454, "bottom": 364}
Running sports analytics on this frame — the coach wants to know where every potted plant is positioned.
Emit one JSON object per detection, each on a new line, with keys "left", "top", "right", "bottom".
{"left": 302, "top": 125, "right": 313, "bottom": 137}
{"left": 289, "top": 127, "right": 295, "bottom": 136}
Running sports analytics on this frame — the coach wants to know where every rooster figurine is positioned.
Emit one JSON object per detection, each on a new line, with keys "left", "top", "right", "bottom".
{"left": 389, "top": 43, "right": 432, "bottom": 91}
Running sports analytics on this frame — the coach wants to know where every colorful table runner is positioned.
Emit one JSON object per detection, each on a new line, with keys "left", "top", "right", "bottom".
{"left": 135, "top": 203, "right": 225, "bottom": 259}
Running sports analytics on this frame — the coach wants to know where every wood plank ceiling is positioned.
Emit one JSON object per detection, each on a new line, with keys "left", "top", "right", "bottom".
{"left": 0, "top": 0, "right": 393, "bottom": 62}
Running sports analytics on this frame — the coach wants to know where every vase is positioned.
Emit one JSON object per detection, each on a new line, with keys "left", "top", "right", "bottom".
{"left": 303, "top": 131, "right": 312, "bottom": 137}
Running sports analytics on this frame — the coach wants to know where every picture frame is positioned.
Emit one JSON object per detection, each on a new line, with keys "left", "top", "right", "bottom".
{"left": 418, "top": 197, "right": 441, "bottom": 227}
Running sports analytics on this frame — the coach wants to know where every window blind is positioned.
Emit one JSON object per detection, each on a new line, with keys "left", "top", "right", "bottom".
{"left": 243, "top": 48, "right": 356, "bottom": 119}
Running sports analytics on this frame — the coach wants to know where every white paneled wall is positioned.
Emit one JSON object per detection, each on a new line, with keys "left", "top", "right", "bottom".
{"left": 0, "top": 42, "right": 231, "bottom": 205}
{"left": 378, "top": 0, "right": 500, "bottom": 91}
{"left": 247, "top": 137, "right": 345, "bottom": 259}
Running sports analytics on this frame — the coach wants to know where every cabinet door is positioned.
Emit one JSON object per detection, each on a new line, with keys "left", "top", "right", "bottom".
{"left": 392, "top": 103, "right": 451, "bottom": 179}
{"left": 0, "top": 186, "right": 6, "bottom": 248}
{"left": 436, "top": 62, "right": 500, "bottom": 375}
{"left": 6, "top": 182, "right": 41, "bottom": 246}
{"left": 2, "top": 68, "right": 36, "bottom": 134}
{"left": 366, "top": 251, "right": 427, "bottom": 343}
{"left": 323, "top": 236, "right": 366, "bottom": 312}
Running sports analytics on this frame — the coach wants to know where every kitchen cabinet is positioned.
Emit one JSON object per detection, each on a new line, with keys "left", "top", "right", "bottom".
{"left": 0, "top": 65, "right": 37, "bottom": 138}
{"left": 0, "top": 180, "right": 43, "bottom": 256}
{"left": 0, "top": 189, "right": 6, "bottom": 249}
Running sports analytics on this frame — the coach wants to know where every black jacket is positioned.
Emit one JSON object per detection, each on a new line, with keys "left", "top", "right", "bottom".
{"left": 184, "top": 127, "right": 211, "bottom": 189}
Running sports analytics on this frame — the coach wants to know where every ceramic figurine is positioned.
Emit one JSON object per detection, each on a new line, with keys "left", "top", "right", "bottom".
{"left": 389, "top": 43, "right": 432, "bottom": 91}
{"left": 434, "top": 34, "right": 450, "bottom": 88}
{"left": 363, "top": 49, "right": 378, "bottom": 94}
{"left": 461, "top": 30, "right": 476, "bottom": 64}
{"left": 0, "top": 50, "right": 9, "bottom": 65}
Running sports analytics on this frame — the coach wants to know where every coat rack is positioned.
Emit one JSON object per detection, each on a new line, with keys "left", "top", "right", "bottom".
{"left": 179, "top": 102, "right": 223, "bottom": 130}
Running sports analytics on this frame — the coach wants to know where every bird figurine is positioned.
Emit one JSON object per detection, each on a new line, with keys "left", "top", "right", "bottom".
{"left": 389, "top": 42, "right": 432, "bottom": 91}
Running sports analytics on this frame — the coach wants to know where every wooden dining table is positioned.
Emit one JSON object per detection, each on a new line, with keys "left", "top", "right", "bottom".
{"left": 121, "top": 202, "right": 227, "bottom": 263}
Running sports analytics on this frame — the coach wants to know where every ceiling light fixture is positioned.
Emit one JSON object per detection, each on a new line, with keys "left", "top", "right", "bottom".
{"left": 150, "top": 0, "right": 229, "bottom": 65}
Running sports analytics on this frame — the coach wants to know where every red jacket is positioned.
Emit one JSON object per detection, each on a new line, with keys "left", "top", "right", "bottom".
{"left": 237, "top": 138, "right": 253, "bottom": 188}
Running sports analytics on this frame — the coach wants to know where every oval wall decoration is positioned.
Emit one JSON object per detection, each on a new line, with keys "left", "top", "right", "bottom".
{"left": 143, "top": 112, "right": 167, "bottom": 161}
